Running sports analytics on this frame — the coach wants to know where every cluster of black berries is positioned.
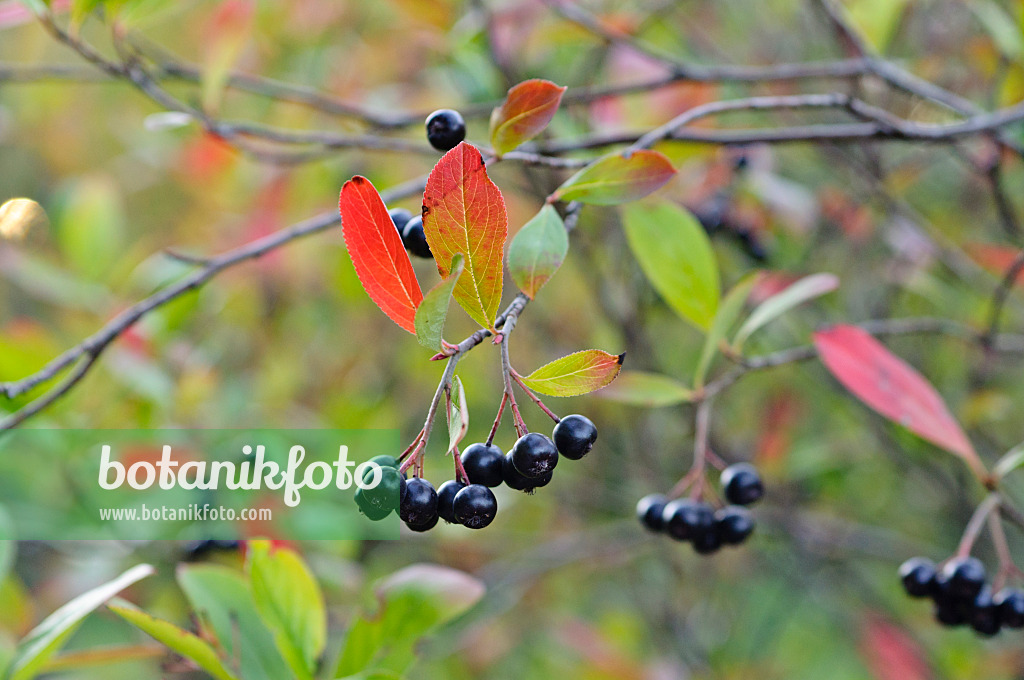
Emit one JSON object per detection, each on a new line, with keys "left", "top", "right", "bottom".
{"left": 636, "top": 463, "right": 764, "bottom": 555}
{"left": 356, "top": 415, "right": 597, "bottom": 532}
{"left": 899, "top": 555, "right": 1024, "bottom": 636}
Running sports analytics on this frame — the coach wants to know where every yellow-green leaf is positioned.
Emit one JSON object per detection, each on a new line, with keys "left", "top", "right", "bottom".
{"left": 520, "top": 350, "right": 624, "bottom": 397}
{"left": 694, "top": 273, "right": 759, "bottom": 388}
{"left": 550, "top": 150, "right": 676, "bottom": 205}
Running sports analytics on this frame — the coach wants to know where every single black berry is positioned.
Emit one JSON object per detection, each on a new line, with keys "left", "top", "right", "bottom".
{"left": 354, "top": 466, "right": 403, "bottom": 521}
{"left": 502, "top": 452, "right": 552, "bottom": 492}
{"left": 940, "top": 557, "right": 987, "bottom": 599}
{"left": 453, "top": 484, "right": 498, "bottom": 529}
{"left": 720, "top": 463, "right": 764, "bottom": 506}
{"left": 406, "top": 512, "right": 438, "bottom": 532}
{"left": 934, "top": 598, "right": 968, "bottom": 627}
{"left": 898, "top": 557, "right": 937, "bottom": 598}
{"left": 399, "top": 477, "right": 438, "bottom": 527}
{"left": 715, "top": 506, "right": 755, "bottom": 545}
{"left": 970, "top": 586, "right": 1001, "bottom": 637}
{"left": 461, "top": 443, "right": 504, "bottom": 487}
{"left": 552, "top": 415, "right": 597, "bottom": 460}
{"left": 511, "top": 433, "right": 559, "bottom": 478}
{"left": 401, "top": 216, "right": 432, "bottom": 259}
{"left": 691, "top": 526, "right": 723, "bottom": 555}
{"left": 436, "top": 479, "right": 466, "bottom": 524}
{"left": 661, "top": 499, "right": 714, "bottom": 542}
{"left": 636, "top": 494, "right": 668, "bottom": 532}
{"left": 389, "top": 208, "right": 412, "bottom": 234}
{"left": 995, "top": 588, "right": 1024, "bottom": 628}
{"left": 425, "top": 109, "right": 466, "bottom": 151}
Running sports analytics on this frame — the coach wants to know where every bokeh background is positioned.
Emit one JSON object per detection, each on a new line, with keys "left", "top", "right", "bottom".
{"left": 3, "top": 0, "right": 1024, "bottom": 677}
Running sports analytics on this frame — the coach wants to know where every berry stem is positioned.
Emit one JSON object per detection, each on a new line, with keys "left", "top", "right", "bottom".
{"left": 499, "top": 306, "right": 529, "bottom": 438}
{"left": 509, "top": 369, "right": 561, "bottom": 423}
{"left": 452, "top": 445, "right": 470, "bottom": 485}
{"left": 402, "top": 353, "right": 461, "bottom": 475}
{"left": 956, "top": 493, "right": 1000, "bottom": 559}
{"left": 485, "top": 392, "right": 507, "bottom": 446}
{"left": 989, "top": 504, "right": 1024, "bottom": 588}
{"left": 397, "top": 428, "right": 425, "bottom": 463}
{"left": 688, "top": 400, "right": 713, "bottom": 501}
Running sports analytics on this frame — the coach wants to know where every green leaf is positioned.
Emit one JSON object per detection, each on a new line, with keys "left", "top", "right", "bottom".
{"left": 176, "top": 564, "right": 292, "bottom": 680}
{"left": 0, "top": 507, "right": 15, "bottom": 588}
{"left": 841, "top": 0, "right": 909, "bottom": 52}
{"left": 507, "top": 206, "right": 568, "bottom": 299}
{"left": 972, "top": 1, "right": 1024, "bottom": 61}
{"left": 415, "top": 254, "right": 465, "bottom": 350}
{"left": 246, "top": 541, "right": 326, "bottom": 680}
{"left": 107, "top": 600, "right": 239, "bottom": 680}
{"left": 596, "top": 371, "right": 694, "bottom": 407}
{"left": 520, "top": 350, "right": 624, "bottom": 397}
{"left": 622, "top": 201, "right": 720, "bottom": 331}
{"left": 550, "top": 150, "right": 676, "bottom": 205}
{"left": 447, "top": 375, "right": 468, "bottom": 454}
{"left": 733, "top": 273, "right": 839, "bottom": 351}
{"left": 694, "top": 273, "right": 759, "bottom": 389}
{"left": 5, "top": 564, "right": 154, "bottom": 680}
{"left": 335, "top": 565, "right": 484, "bottom": 679}
{"left": 53, "top": 176, "right": 126, "bottom": 281}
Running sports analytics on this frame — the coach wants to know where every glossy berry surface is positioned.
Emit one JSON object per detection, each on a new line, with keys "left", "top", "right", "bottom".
{"left": 661, "top": 499, "right": 714, "bottom": 542}
{"left": 552, "top": 415, "right": 598, "bottom": 460}
{"left": 453, "top": 484, "right": 498, "bottom": 529}
{"left": 388, "top": 208, "right": 412, "bottom": 234}
{"left": 511, "top": 433, "right": 559, "bottom": 478}
{"left": 399, "top": 477, "right": 438, "bottom": 527}
{"left": 940, "top": 557, "right": 987, "bottom": 599}
{"left": 898, "top": 557, "right": 937, "bottom": 598}
{"left": 401, "top": 216, "right": 432, "bottom": 259}
{"left": 502, "top": 453, "right": 552, "bottom": 492}
{"left": 715, "top": 506, "right": 755, "bottom": 545}
{"left": 720, "top": 463, "right": 764, "bottom": 505}
{"left": 436, "top": 479, "right": 466, "bottom": 524}
{"left": 405, "top": 513, "right": 438, "bottom": 532}
{"left": 996, "top": 588, "right": 1024, "bottom": 628}
{"left": 636, "top": 494, "right": 668, "bottom": 532}
{"left": 461, "top": 443, "right": 504, "bottom": 487}
{"left": 425, "top": 109, "right": 466, "bottom": 151}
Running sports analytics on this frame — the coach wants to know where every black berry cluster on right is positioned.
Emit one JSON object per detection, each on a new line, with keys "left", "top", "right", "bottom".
{"left": 354, "top": 415, "right": 599, "bottom": 533}
{"left": 389, "top": 208, "right": 432, "bottom": 259}
{"left": 636, "top": 462, "right": 763, "bottom": 556}
{"left": 899, "top": 556, "right": 1024, "bottom": 636}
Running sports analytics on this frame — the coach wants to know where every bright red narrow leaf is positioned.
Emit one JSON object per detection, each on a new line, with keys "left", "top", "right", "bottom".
{"left": 422, "top": 142, "right": 508, "bottom": 331}
{"left": 490, "top": 79, "right": 567, "bottom": 156}
{"left": 813, "top": 325, "right": 985, "bottom": 477}
{"left": 339, "top": 177, "right": 423, "bottom": 334}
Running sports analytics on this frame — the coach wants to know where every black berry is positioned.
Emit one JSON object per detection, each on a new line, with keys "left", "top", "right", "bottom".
{"left": 940, "top": 557, "right": 987, "bottom": 599}
{"left": 934, "top": 598, "right": 968, "bottom": 627}
{"left": 425, "top": 109, "right": 466, "bottom": 151}
{"left": 389, "top": 208, "right": 412, "bottom": 234}
{"left": 406, "top": 513, "right": 438, "bottom": 532}
{"left": 453, "top": 484, "right": 498, "bottom": 529}
{"left": 661, "top": 499, "right": 714, "bottom": 542}
{"left": 996, "top": 588, "right": 1024, "bottom": 628}
{"left": 715, "top": 506, "right": 755, "bottom": 545}
{"left": 720, "top": 463, "right": 764, "bottom": 506}
{"left": 401, "top": 216, "right": 432, "bottom": 259}
{"left": 461, "top": 443, "right": 504, "bottom": 487}
{"left": 552, "top": 414, "right": 597, "bottom": 460}
{"left": 636, "top": 494, "right": 668, "bottom": 532}
{"left": 691, "top": 526, "right": 723, "bottom": 555}
{"left": 502, "top": 452, "right": 552, "bottom": 492}
{"left": 436, "top": 479, "right": 466, "bottom": 524}
{"left": 511, "top": 433, "right": 559, "bottom": 478}
{"left": 898, "top": 557, "right": 937, "bottom": 598}
{"left": 399, "top": 477, "right": 438, "bottom": 527}
{"left": 970, "top": 586, "right": 1001, "bottom": 636}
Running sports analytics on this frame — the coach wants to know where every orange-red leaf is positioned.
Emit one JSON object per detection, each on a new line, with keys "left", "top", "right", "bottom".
{"left": 814, "top": 325, "right": 985, "bottom": 476}
{"left": 339, "top": 177, "right": 423, "bottom": 334}
{"left": 490, "top": 79, "right": 566, "bottom": 155}
{"left": 422, "top": 142, "right": 508, "bottom": 331}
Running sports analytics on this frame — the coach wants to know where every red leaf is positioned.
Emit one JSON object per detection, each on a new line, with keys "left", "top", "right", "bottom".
{"left": 339, "top": 177, "right": 423, "bottom": 334}
{"left": 490, "top": 79, "right": 566, "bottom": 155}
{"left": 422, "top": 142, "right": 508, "bottom": 331}
{"left": 814, "top": 325, "right": 984, "bottom": 475}
{"left": 965, "top": 242, "right": 1024, "bottom": 285}
{"left": 859, "top": 616, "right": 931, "bottom": 680}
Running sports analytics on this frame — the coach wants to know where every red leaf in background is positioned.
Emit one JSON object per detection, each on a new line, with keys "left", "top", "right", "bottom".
{"left": 490, "top": 79, "right": 566, "bottom": 155}
{"left": 813, "top": 325, "right": 985, "bottom": 476}
{"left": 859, "top": 617, "right": 931, "bottom": 680}
{"left": 422, "top": 142, "right": 507, "bottom": 331}
{"left": 339, "top": 177, "right": 423, "bottom": 334}
{"left": 965, "top": 242, "right": 1024, "bottom": 285}
{"left": 0, "top": 0, "right": 69, "bottom": 29}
